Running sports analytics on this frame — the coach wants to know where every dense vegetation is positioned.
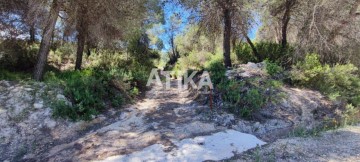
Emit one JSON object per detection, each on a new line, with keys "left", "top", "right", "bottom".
{"left": 0, "top": 0, "right": 359, "bottom": 123}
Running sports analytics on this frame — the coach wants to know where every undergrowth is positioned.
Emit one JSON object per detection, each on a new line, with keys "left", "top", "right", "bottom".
{"left": 206, "top": 59, "right": 284, "bottom": 119}
{"left": 44, "top": 67, "right": 148, "bottom": 121}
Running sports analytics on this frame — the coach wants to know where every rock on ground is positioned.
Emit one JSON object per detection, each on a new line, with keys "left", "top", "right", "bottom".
{"left": 216, "top": 62, "right": 340, "bottom": 141}
{"left": 35, "top": 80, "right": 266, "bottom": 161}
{"left": 0, "top": 63, "right": 351, "bottom": 161}
{"left": 233, "top": 125, "right": 360, "bottom": 162}
{"left": 0, "top": 81, "right": 112, "bottom": 161}
{"left": 100, "top": 130, "right": 265, "bottom": 162}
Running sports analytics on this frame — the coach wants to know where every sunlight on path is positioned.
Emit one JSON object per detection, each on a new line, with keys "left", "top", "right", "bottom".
{"left": 99, "top": 130, "right": 266, "bottom": 162}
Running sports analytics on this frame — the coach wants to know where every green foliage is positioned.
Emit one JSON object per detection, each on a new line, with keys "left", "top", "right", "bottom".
{"left": 291, "top": 53, "right": 360, "bottom": 107}
{"left": 50, "top": 43, "right": 76, "bottom": 66}
{"left": 57, "top": 43, "right": 76, "bottom": 57}
{"left": 288, "top": 126, "right": 323, "bottom": 138}
{"left": 217, "top": 79, "right": 272, "bottom": 118}
{"left": 234, "top": 43, "right": 257, "bottom": 63}
{"left": 130, "top": 87, "right": 140, "bottom": 97}
{"left": 128, "top": 63, "right": 151, "bottom": 90}
{"left": 0, "top": 40, "right": 39, "bottom": 71}
{"left": 205, "top": 58, "right": 226, "bottom": 85}
{"left": 235, "top": 42, "right": 294, "bottom": 66}
{"left": 342, "top": 104, "right": 360, "bottom": 126}
{"left": 45, "top": 69, "right": 129, "bottom": 121}
{"left": 0, "top": 69, "right": 31, "bottom": 81}
{"left": 128, "top": 31, "right": 160, "bottom": 67}
{"left": 265, "top": 60, "right": 283, "bottom": 76}
{"left": 244, "top": 89, "right": 264, "bottom": 109}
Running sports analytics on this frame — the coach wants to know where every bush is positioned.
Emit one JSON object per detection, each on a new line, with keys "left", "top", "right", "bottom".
{"left": 291, "top": 53, "right": 360, "bottom": 107}
{"left": 342, "top": 104, "right": 360, "bottom": 126}
{"left": 50, "top": 43, "right": 76, "bottom": 66}
{"left": 0, "top": 39, "right": 38, "bottom": 71}
{"left": 218, "top": 80, "right": 267, "bottom": 118}
{"left": 265, "top": 60, "right": 283, "bottom": 76}
{"left": 235, "top": 42, "right": 294, "bottom": 66}
{"left": 0, "top": 69, "right": 32, "bottom": 81}
{"left": 128, "top": 63, "right": 152, "bottom": 90}
{"left": 235, "top": 43, "right": 257, "bottom": 63}
{"left": 205, "top": 58, "right": 226, "bottom": 85}
{"left": 45, "top": 69, "right": 128, "bottom": 121}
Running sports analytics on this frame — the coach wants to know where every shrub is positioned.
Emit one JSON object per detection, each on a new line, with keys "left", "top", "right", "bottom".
{"left": 342, "top": 104, "right": 360, "bottom": 126}
{"left": 0, "top": 69, "right": 32, "bottom": 81}
{"left": 50, "top": 43, "right": 76, "bottom": 66}
{"left": 205, "top": 59, "right": 226, "bottom": 85}
{"left": 128, "top": 63, "right": 151, "bottom": 90}
{"left": 57, "top": 43, "right": 76, "bottom": 58}
{"left": 234, "top": 43, "right": 257, "bottom": 63}
{"left": 218, "top": 80, "right": 267, "bottom": 118}
{"left": 45, "top": 69, "right": 128, "bottom": 121}
{"left": 291, "top": 53, "right": 360, "bottom": 107}
{"left": 265, "top": 60, "right": 283, "bottom": 76}
{"left": 235, "top": 42, "right": 294, "bottom": 66}
{"left": 0, "top": 39, "right": 38, "bottom": 71}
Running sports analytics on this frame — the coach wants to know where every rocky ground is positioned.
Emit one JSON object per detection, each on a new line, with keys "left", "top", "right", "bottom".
{"left": 232, "top": 125, "right": 360, "bottom": 162}
{"left": 0, "top": 81, "right": 121, "bottom": 161}
{"left": 0, "top": 62, "right": 357, "bottom": 161}
{"left": 36, "top": 81, "right": 265, "bottom": 161}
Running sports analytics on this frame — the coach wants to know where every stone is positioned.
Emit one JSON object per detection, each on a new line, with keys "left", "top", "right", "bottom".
{"left": 235, "top": 121, "right": 253, "bottom": 134}
{"left": 24, "top": 88, "right": 33, "bottom": 91}
{"left": 246, "top": 62, "right": 259, "bottom": 70}
{"left": 34, "top": 101, "right": 44, "bottom": 109}
{"left": 0, "top": 85, "right": 6, "bottom": 92}
{"left": 214, "top": 114, "right": 235, "bottom": 127}
{"left": 0, "top": 81, "right": 11, "bottom": 87}
{"left": 168, "top": 122, "right": 176, "bottom": 129}
{"left": 44, "top": 118, "right": 57, "bottom": 129}
{"left": 151, "top": 122, "right": 160, "bottom": 130}
{"left": 56, "top": 94, "right": 66, "bottom": 100}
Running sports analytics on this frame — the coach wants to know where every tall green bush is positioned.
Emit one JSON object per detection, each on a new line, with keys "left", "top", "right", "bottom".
{"left": 291, "top": 53, "right": 360, "bottom": 107}
{"left": 235, "top": 42, "right": 294, "bottom": 66}
{"left": 205, "top": 57, "right": 226, "bottom": 85}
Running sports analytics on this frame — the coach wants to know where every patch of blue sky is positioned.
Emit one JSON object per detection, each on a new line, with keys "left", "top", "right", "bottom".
{"left": 155, "top": 1, "right": 190, "bottom": 52}
{"left": 153, "top": 2, "right": 260, "bottom": 52}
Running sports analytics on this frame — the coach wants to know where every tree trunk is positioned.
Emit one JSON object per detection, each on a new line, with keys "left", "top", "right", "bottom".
{"left": 281, "top": 5, "right": 291, "bottom": 49}
{"left": 169, "top": 34, "right": 179, "bottom": 65}
{"left": 244, "top": 34, "right": 260, "bottom": 61}
{"left": 33, "top": 0, "right": 60, "bottom": 81}
{"left": 223, "top": 8, "right": 232, "bottom": 68}
{"left": 281, "top": 0, "right": 296, "bottom": 49}
{"left": 75, "top": 7, "right": 87, "bottom": 70}
{"left": 86, "top": 44, "right": 91, "bottom": 57}
{"left": 75, "top": 29, "right": 85, "bottom": 70}
{"left": 29, "top": 23, "right": 36, "bottom": 44}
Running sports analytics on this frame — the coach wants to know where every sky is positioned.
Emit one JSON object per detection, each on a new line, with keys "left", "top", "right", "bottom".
{"left": 155, "top": 2, "right": 260, "bottom": 52}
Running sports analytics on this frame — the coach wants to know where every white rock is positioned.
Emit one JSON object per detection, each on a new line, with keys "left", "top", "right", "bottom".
{"left": 24, "top": 88, "right": 33, "bottom": 91}
{"left": 246, "top": 62, "right": 260, "bottom": 69}
{"left": 56, "top": 94, "right": 66, "bottom": 100}
{"left": 44, "top": 118, "right": 57, "bottom": 129}
{"left": 100, "top": 130, "right": 266, "bottom": 162}
{"left": 0, "top": 80, "right": 11, "bottom": 87}
{"left": 33, "top": 102, "right": 44, "bottom": 109}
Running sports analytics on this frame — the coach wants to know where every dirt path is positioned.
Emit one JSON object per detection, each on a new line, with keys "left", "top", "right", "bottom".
{"left": 41, "top": 80, "right": 265, "bottom": 161}
{"left": 233, "top": 125, "right": 360, "bottom": 162}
